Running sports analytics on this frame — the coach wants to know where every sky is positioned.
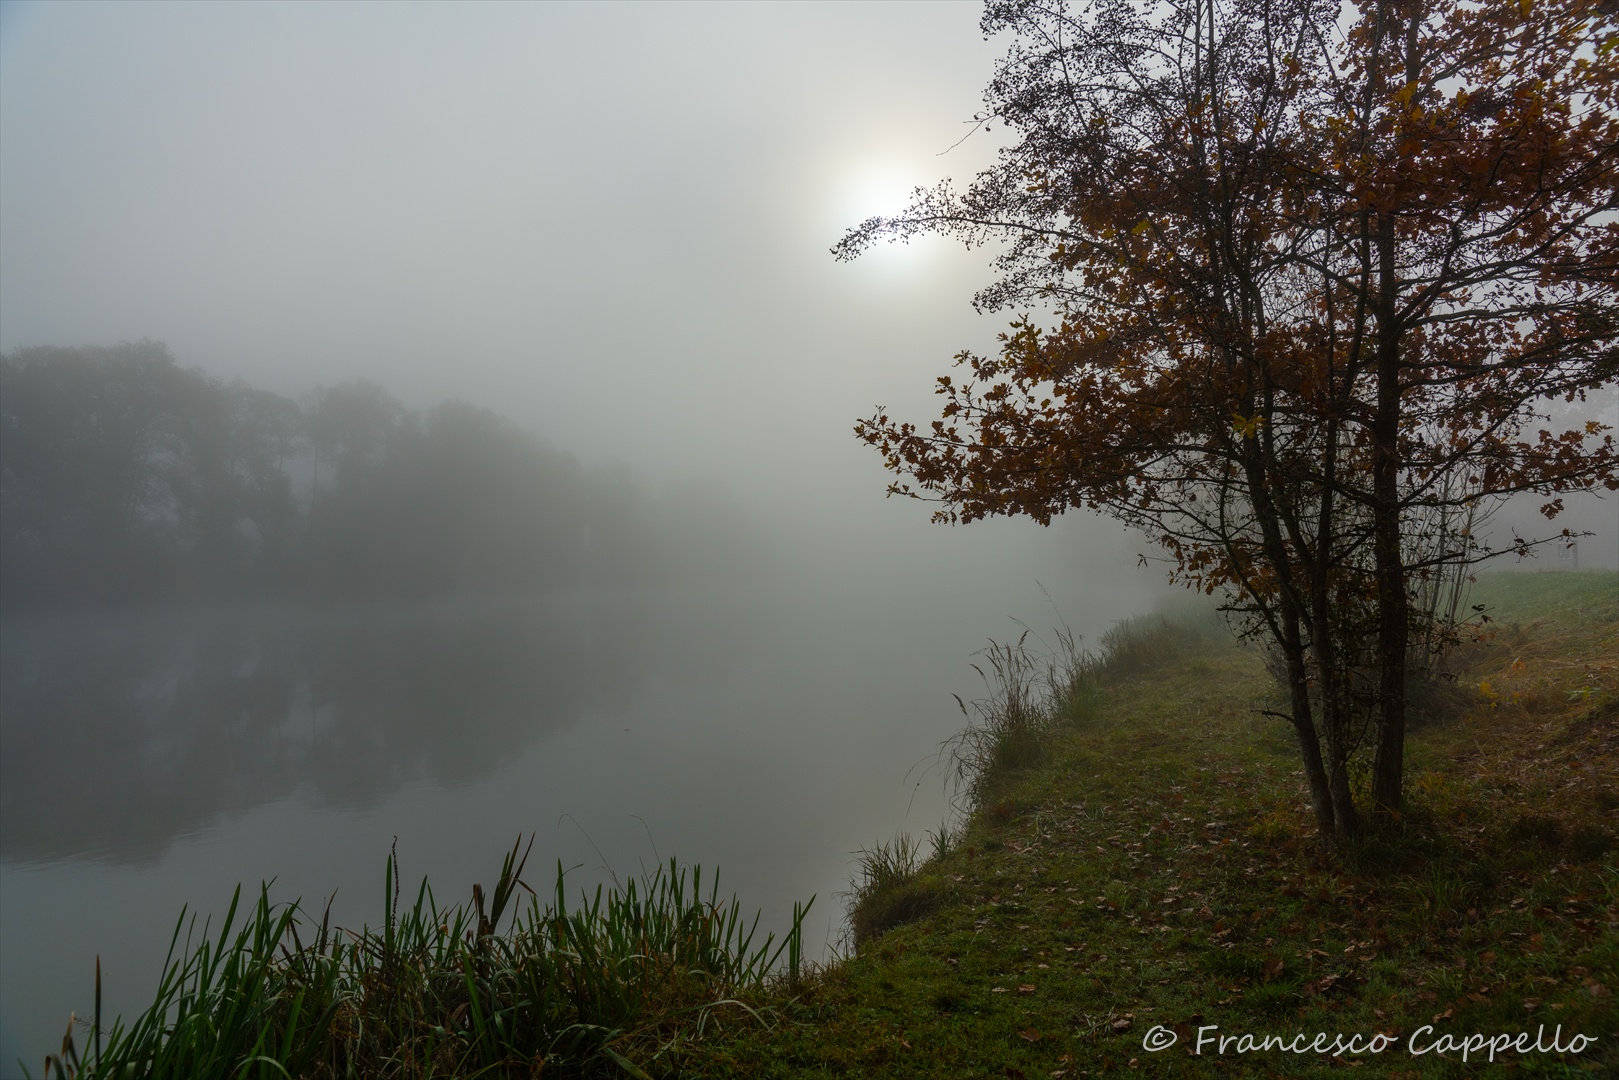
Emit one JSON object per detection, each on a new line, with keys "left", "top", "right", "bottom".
{"left": 0, "top": 0, "right": 1040, "bottom": 556}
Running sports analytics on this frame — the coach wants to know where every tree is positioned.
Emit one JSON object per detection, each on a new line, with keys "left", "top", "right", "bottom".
{"left": 2, "top": 352, "right": 675, "bottom": 606}
{"left": 1, "top": 341, "right": 191, "bottom": 603}
{"left": 838, "top": 0, "right": 1618, "bottom": 840}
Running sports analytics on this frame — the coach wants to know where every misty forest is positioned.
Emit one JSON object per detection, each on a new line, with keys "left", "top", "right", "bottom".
{"left": 2, "top": 341, "right": 676, "bottom": 608}
{"left": 2, "top": 1, "right": 1617, "bottom": 1078}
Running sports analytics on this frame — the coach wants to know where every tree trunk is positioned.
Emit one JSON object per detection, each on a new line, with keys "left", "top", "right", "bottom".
{"left": 1283, "top": 606, "right": 1337, "bottom": 838}
{"left": 1309, "top": 616, "right": 1362, "bottom": 839}
{"left": 1241, "top": 434, "right": 1353, "bottom": 842}
{"left": 1371, "top": 211, "right": 1409, "bottom": 815}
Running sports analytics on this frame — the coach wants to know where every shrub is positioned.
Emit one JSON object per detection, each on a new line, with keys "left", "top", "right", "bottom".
{"left": 845, "top": 834, "right": 939, "bottom": 948}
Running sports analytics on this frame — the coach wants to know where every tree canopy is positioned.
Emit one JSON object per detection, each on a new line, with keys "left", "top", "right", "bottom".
{"left": 839, "top": 0, "right": 1618, "bottom": 840}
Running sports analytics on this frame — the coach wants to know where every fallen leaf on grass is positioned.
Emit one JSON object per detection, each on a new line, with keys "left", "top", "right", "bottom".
{"left": 1018, "top": 1027, "right": 1044, "bottom": 1043}
{"left": 1303, "top": 973, "right": 1341, "bottom": 997}
{"left": 1261, "top": 955, "right": 1284, "bottom": 980}
{"left": 1018, "top": 984, "right": 1037, "bottom": 994}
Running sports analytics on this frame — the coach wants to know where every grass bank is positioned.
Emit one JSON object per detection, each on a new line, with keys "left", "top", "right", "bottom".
{"left": 694, "top": 571, "right": 1618, "bottom": 1077}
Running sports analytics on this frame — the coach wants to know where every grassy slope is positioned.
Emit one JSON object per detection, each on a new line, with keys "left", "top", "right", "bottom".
{"left": 693, "top": 571, "right": 1619, "bottom": 1078}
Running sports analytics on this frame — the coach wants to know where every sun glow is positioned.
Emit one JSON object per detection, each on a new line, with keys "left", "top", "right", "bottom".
{"left": 834, "top": 163, "right": 924, "bottom": 227}
{"left": 828, "top": 162, "right": 942, "bottom": 281}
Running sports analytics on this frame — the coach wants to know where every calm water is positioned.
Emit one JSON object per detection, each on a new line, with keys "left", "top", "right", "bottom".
{"left": 0, "top": 530, "right": 1155, "bottom": 1069}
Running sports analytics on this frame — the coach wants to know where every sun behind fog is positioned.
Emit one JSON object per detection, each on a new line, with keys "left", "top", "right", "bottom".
{"left": 829, "top": 163, "right": 941, "bottom": 279}
{"left": 835, "top": 163, "right": 924, "bottom": 225}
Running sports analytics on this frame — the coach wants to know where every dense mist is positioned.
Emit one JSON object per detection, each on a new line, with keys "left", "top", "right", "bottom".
{"left": 1, "top": 342, "right": 746, "bottom": 607}
{"left": 0, "top": 2, "right": 1013, "bottom": 527}
{"left": 1, "top": 2, "right": 1612, "bottom": 1069}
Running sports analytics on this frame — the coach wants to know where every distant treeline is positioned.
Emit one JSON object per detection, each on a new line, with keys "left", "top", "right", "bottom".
{"left": 1, "top": 341, "right": 677, "bottom": 607}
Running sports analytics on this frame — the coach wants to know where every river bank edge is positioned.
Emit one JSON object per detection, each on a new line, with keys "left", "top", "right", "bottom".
{"left": 692, "top": 570, "right": 1619, "bottom": 1078}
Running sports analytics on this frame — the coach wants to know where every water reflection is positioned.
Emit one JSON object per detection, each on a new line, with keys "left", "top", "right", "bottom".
{"left": 0, "top": 595, "right": 684, "bottom": 864}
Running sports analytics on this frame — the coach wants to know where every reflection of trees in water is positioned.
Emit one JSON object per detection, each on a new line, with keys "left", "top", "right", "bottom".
{"left": 0, "top": 599, "right": 655, "bottom": 865}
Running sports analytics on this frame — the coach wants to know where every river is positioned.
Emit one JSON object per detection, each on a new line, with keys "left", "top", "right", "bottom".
{"left": 0, "top": 522, "right": 1157, "bottom": 1069}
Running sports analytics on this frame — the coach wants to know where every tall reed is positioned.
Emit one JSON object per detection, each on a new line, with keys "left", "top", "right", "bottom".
{"left": 34, "top": 838, "right": 811, "bottom": 1079}
{"left": 944, "top": 625, "right": 1101, "bottom": 809}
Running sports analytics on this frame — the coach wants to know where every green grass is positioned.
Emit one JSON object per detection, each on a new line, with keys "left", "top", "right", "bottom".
{"left": 695, "top": 571, "right": 1619, "bottom": 1077}
{"left": 33, "top": 840, "right": 812, "bottom": 1079}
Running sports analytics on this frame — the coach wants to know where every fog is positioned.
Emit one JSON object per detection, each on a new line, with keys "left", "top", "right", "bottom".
{"left": 0, "top": 3, "right": 1184, "bottom": 1064}
{"left": 1, "top": 0, "right": 1612, "bottom": 1068}
{"left": 0, "top": 1, "right": 1024, "bottom": 551}
{"left": 3, "top": 0, "right": 1608, "bottom": 570}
